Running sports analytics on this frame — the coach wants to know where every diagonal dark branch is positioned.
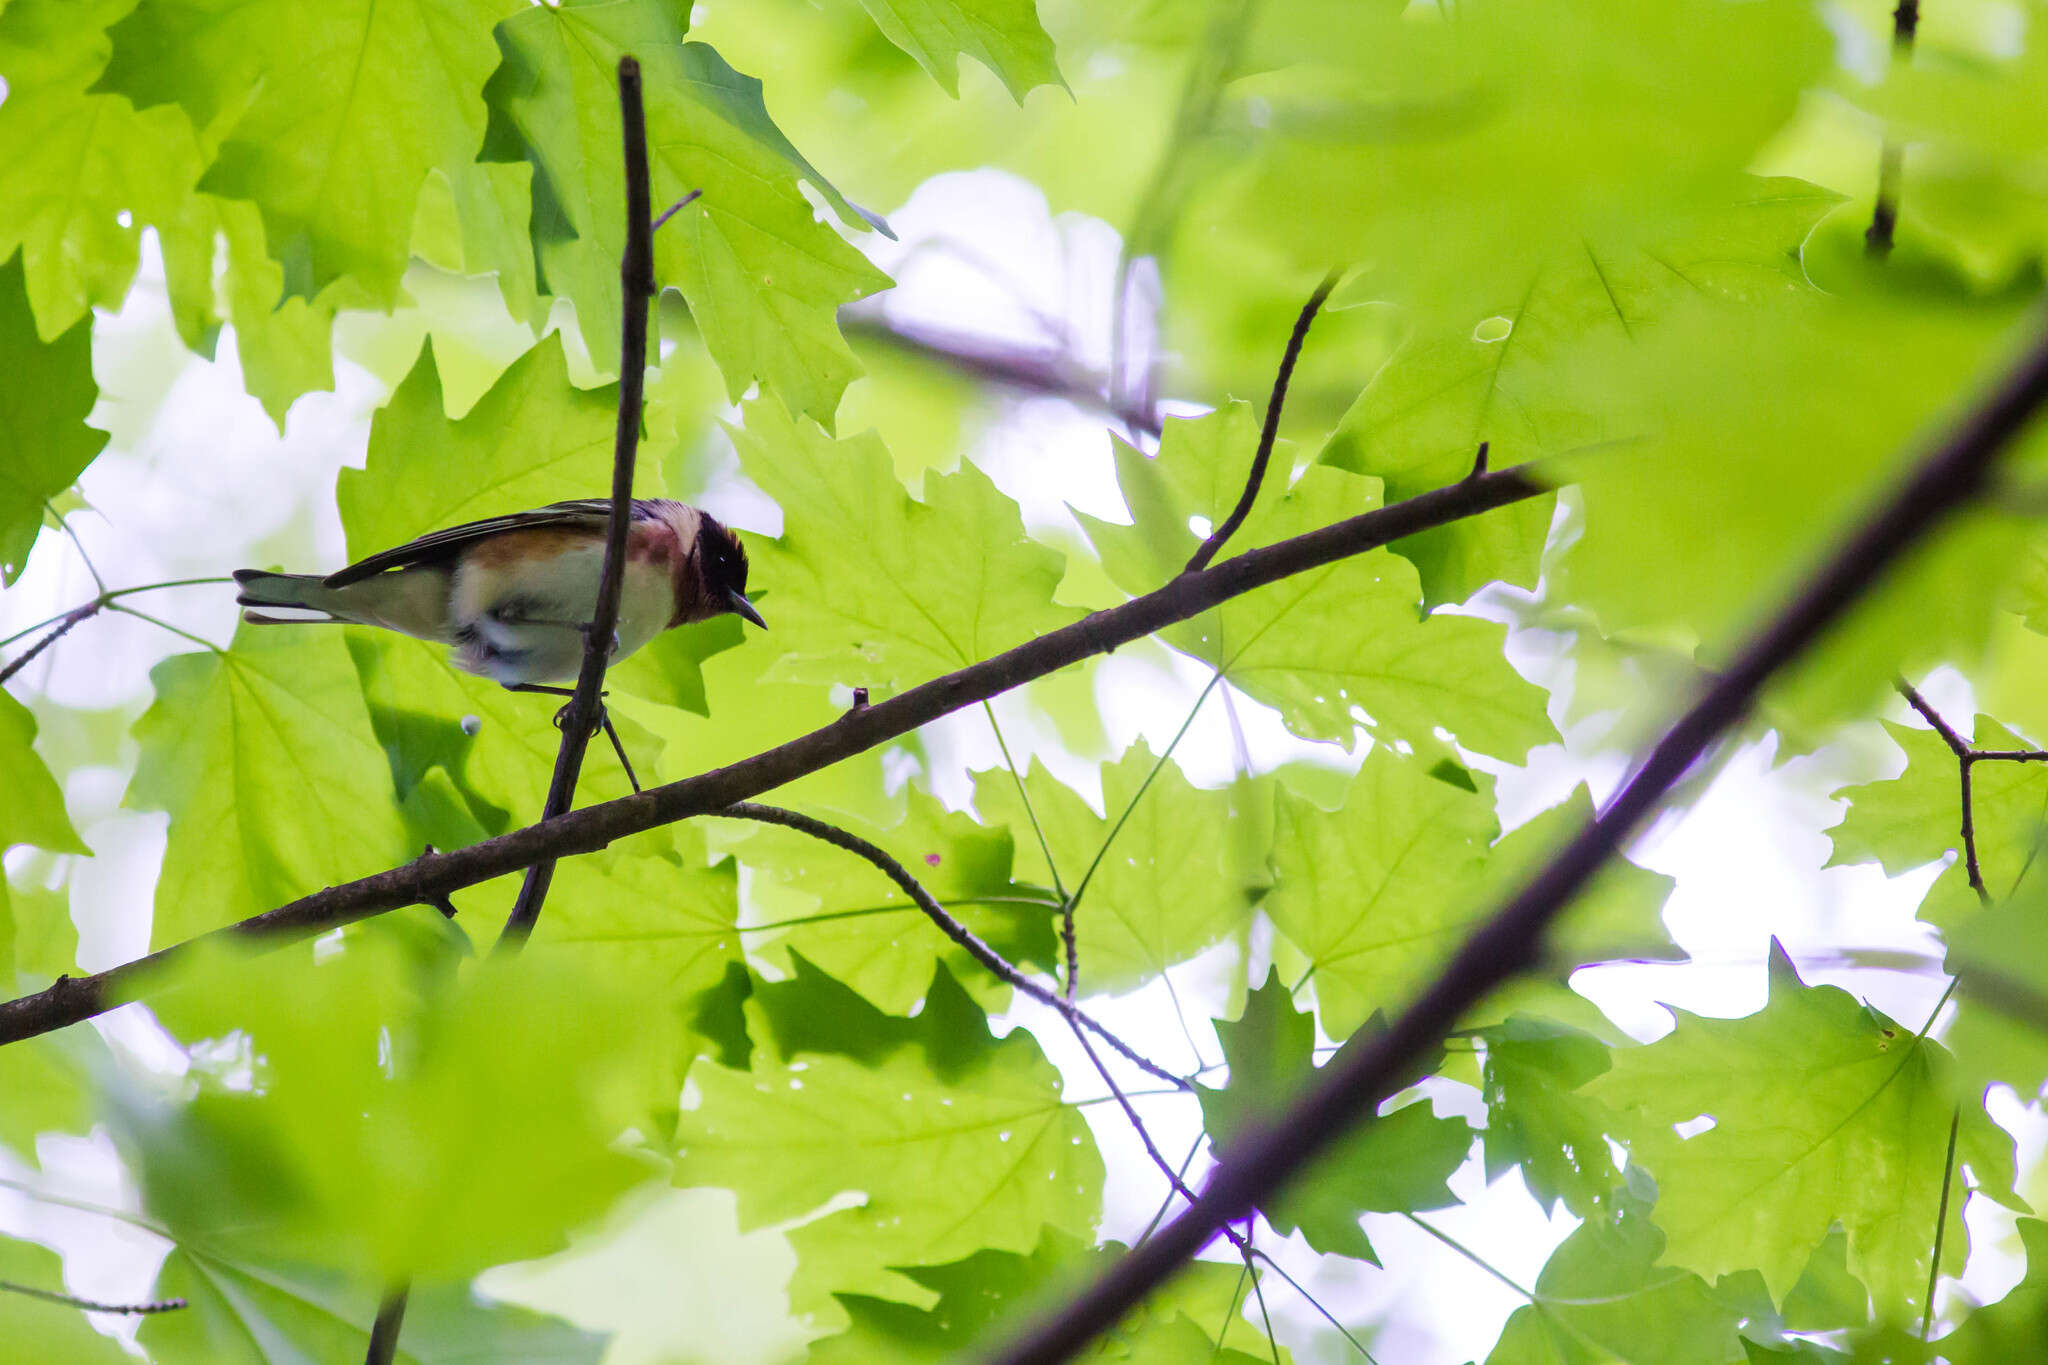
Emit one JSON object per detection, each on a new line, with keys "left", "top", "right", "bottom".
{"left": 715, "top": 802, "right": 1190, "bottom": 1091}
{"left": 0, "top": 464, "right": 1546, "bottom": 1049}
{"left": 0, "top": 1279, "right": 186, "bottom": 1314}
{"left": 984, "top": 317, "right": 2048, "bottom": 1365}
{"left": 1185, "top": 272, "right": 1339, "bottom": 574}
{"left": 496, "top": 55, "right": 656, "bottom": 952}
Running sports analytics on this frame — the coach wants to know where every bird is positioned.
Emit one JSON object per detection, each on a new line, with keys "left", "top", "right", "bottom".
{"left": 232, "top": 498, "right": 764, "bottom": 688}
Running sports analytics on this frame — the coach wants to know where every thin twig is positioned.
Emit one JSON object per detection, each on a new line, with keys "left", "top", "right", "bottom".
{"left": 497, "top": 56, "right": 655, "bottom": 952}
{"left": 651, "top": 188, "right": 703, "bottom": 233}
{"left": 1921, "top": 1103, "right": 1961, "bottom": 1340}
{"left": 1896, "top": 680, "right": 1969, "bottom": 755}
{"left": 0, "top": 603, "right": 99, "bottom": 686}
{"left": 1866, "top": 0, "right": 1921, "bottom": 256}
{"left": 1184, "top": 273, "right": 1339, "bottom": 574}
{"left": 1893, "top": 679, "right": 2048, "bottom": 906}
{"left": 984, "top": 316, "right": 2048, "bottom": 1365}
{"left": 713, "top": 802, "right": 1192, "bottom": 1091}
{"left": 0, "top": 464, "right": 1548, "bottom": 1049}
{"left": 1243, "top": 1249, "right": 1380, "bottom": 1363}
{"left": 0, "top": 1279, "right": 186, "bottom": 1314}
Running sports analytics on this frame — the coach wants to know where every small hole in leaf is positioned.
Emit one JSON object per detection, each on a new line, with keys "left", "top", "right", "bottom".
{"left": 1473, "top": 315, "right": 1513, "bottom": 343}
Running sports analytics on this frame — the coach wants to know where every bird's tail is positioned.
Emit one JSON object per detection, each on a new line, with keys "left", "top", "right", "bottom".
{"left": 232, "top": 569, "right": 350, "bottom": 625}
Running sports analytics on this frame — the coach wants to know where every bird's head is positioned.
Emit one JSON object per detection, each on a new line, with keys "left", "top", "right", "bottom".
{"left": 654, "top": 501, "right": 763, "bottom": 629}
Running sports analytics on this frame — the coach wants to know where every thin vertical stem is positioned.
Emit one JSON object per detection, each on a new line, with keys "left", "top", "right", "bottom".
{"left": 1921, "top": 1104, "right": 1962, "bottom": 1340}
{"left": 497, "top": 56, "right": 655, "bottom": 950}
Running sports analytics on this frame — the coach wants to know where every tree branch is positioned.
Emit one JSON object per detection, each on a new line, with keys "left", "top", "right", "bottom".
{"left": 985, "top": 317, "right": 2048, "bottom": 1365}
{"left": 0, "top": 464, "right": 1545, "bottom": 1048}
{"left": 496, "top": 55, "right": 656, "bottom": 952}
{"left": 1894, "top": 677, "right": 2048, "bottom": 906}
{"left": 715, "top": 802, "right": 1190, "bottom": 1091}
{"left": 0, "top": 1279, "right": 186, "bottom": 1314}
{"left": 844, "top": 314, "right": 1164, "bottom": 438}
{"left": 1185, "top": 272, "right": 1338, "bottom": 574}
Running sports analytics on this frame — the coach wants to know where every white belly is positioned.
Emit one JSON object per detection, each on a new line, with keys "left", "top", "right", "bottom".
{"left": 451, "top": 547, "right": 673, "bottom": 686}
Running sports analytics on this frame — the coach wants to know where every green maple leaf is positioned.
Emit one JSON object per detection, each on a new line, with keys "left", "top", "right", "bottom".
{"left": 809, "top": 1228, "right": 1286, "bottom": 1361}
{"left": 626, "top": 613, "right": 899, "bottom": 826}
{"left": 1585, "top": 943, "right": 2022, "bottom": 1311}
{"left": 973, "top": 743, "right": 1268, "bottom": 991}
{"left": 0, "top": 690, "right": 87, "bottom": 861}
{"left": 850, "top": 0, "right": 1063, "bottom": 100}
{"left": 736, "top": 397, "right": 1077, "bottom": 689}
{"left": 674, "top": 962, "right": 1101, "bottom": 1328}
{"left": 737, "top": 785, "right": 1057, "bottom": 1014}
{"left": 414, "top": 158, "right": 549, "bottom": 334}
{"left": 0, "top": 1234, "right": 131, "bottom": 1364}
{"left": 0, "top": 0, "right": 208, "bottom": 340}
{"left": 1935, "top": 1218, "right": 2048, "bottom": 1364}
{"left": 121, "top": 933, "right": 655, "bottom": 1284}
{"left": 155, "top": 193, "right": 347, "bottom": 427}
{"left": 484, "top": 0, "right": 889, "bottom": 419}
{"left": 1263, "top": 746, "right": 1497, "bottom": 1037}
{"left": 1081, "top": 403, "right": 1555, "bottom": 761}
{"left": 1322, "top": 177, "right": 1841, "bottom": 603}
{"left": 1555, "top": 292, "right": 2033, "bottom": 729}
{"left": 0, "top": 254, "right": 111, "bottom": 584}
{"left": 1480, "top": 1016, "right": 1623, "bottom": 1218}
{"left": 1943, "top": 884, "right": 2048, "bottom": 1105}
{"left": 139, "top": 1248, "right": 606, "bottom": 1364}
{"left": 101, "top": 0, "right": 517, "bottom": 307}
{"left": 126, "top": 627, "right": 412, "bottom": 946}
{"left": 1198, "top": 969, "right": 1473, "bottom": 1263}
{"left": 1221, "top": 0, "right": 1828, "bottom": 321}
{"left": 349, "top": 631, "right": 649, "bottom": 836}
{"left": 1485, "top": 1193, "right": 1743, "bottom": 1365}
{"left": 339, "top": 334, "right": 653, "bottom": 564}
{"left": 0, "top": 1030, "right": 102, "bottom": 1156}
{"left": 1827, "top": 716, "right": 2048, "bottom": 927}
{"left": 0, "top": 690, "right": 90, "bottom": 982}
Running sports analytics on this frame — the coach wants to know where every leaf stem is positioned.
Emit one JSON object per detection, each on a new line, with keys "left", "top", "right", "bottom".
{"left": 1921, "top": 1103, "right": 1961, "bottom": 1340}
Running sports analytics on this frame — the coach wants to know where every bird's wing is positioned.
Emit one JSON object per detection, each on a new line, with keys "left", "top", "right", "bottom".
{"left": 322, "top": 500, "right": 624, "bottom": 587}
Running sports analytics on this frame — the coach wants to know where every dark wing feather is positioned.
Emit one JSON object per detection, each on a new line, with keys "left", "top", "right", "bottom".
{"left": 322, "top": 500, "right": 624, "bottom": 587}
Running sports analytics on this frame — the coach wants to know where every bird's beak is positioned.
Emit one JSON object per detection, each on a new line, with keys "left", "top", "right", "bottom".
{"left": 726, "top": 589, "right": 766, "bottom": 628}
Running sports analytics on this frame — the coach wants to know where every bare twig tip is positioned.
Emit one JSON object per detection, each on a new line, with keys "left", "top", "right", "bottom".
{"left": 652, "top": 189, "right": 704, "bottom": 234}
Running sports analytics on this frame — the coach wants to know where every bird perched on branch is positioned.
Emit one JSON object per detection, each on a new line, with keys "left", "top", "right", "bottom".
{"left": 233, "top": 498, "right": 763, "bottom": 687}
